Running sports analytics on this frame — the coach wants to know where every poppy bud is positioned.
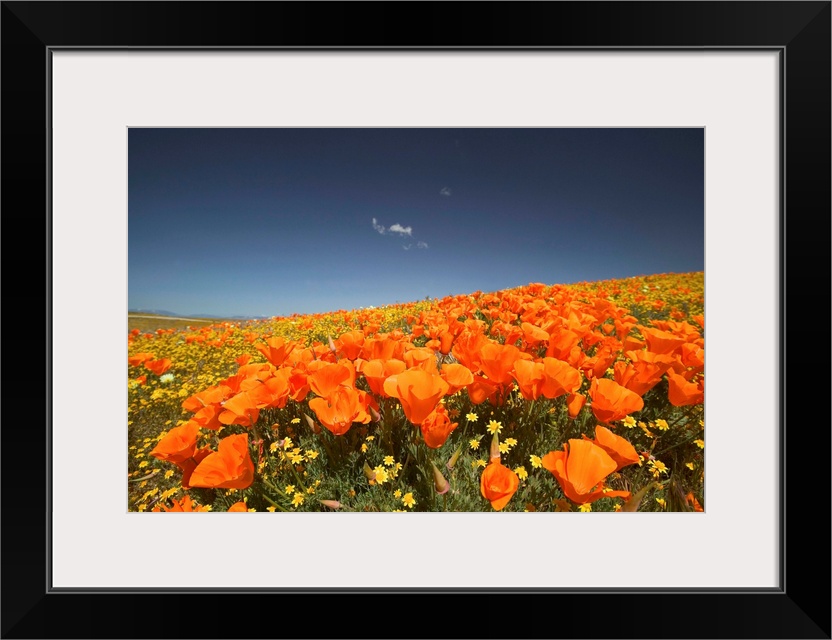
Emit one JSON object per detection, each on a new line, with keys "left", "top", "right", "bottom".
{"left": 490, "top": 432, "right": 501, "bottom": 462}
{"left": 319, "top": 500, "right": 342, "bottom": 510}
{"left": 430, "top": 461, "right": 450, "bottom": 494}
{"left": 446, "top": 444, "right": 463, "bottom": 471}
{"left": 328, "top": 335, "right": 337, "bottom": 353}
{"left": 567, "top": 393, "right": 586, "bottom": 420}
{"left": 303, "top": 413, "right": 321, "bottom": 434}
{"left": 370, "top": 406, "right": 381, "bottom": 423}
{"left": 363, "top": 461, "right": 376, "bottom": 483}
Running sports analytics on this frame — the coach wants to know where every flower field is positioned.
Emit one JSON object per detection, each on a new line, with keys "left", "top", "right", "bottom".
{"left": 128, "top": 272, "right": 704, "bottom": 513}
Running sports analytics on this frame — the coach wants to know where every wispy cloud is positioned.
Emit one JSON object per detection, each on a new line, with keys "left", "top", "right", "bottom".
{"left": 440, "top": 187, "right": 452, "bottom": 196}
{"left": 372, "top": 218, "right": 413, "bottom": 237}
{"left": 374, "top": 217, "right": 425, "bottom": 250}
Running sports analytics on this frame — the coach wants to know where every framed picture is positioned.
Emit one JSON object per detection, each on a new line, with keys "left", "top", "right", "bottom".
{"left": 4, "top": 2, "right": 829, "bottom": 638}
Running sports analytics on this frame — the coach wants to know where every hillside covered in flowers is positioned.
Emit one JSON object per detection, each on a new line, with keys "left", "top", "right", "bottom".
{"left": 128, "top": 272, "right": 704, "bottom": 513}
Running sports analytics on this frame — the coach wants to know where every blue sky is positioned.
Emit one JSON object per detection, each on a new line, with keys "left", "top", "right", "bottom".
{"left": 128, "top": 128, "right": 704, "bottom": 318}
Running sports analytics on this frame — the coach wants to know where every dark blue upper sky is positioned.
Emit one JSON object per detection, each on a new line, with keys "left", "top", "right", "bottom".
{"left": 128, "top": 128, "right": 703, "bottom": 318}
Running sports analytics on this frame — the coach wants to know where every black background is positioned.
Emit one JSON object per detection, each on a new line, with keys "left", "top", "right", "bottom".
{"left": 2, "top": 2, "right": 830, "bottom": 638}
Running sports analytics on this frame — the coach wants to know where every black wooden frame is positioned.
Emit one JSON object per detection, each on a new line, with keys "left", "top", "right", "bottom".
{"left": 2, "top": 2, "right": 829, "bottom": 638}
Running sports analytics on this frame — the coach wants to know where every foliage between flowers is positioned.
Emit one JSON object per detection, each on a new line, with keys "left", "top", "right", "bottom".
{"left": 128, "top": 272, "right": 704, "bottom": 513}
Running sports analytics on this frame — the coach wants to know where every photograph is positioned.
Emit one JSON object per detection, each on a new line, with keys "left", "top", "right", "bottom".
{"left": 128, "top": 127, "right": 705, "bottom": 514}
{"left": 4, "top": 0, "right": 828, "bottom": 635}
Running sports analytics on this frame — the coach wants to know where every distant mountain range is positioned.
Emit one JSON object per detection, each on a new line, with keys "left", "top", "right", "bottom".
{"left": 129, "top": 308, "right": 269, "bottom": 320}
{"left": 128, "top": 308, "right": 179, "bottom": 317}
{"left": 191, "top": 313, "right": 271, "bottom": 320}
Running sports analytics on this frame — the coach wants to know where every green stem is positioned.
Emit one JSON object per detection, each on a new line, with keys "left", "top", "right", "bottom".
{"left": 401, "top": 450, "right": 413, "bottom": 479}
{"left": 667, "top": 408, "right": 695, "bottom": 429}
{"left": 652, "top": 433, "right": 703, "bottom": 457}
{"left": 288, "top": 463, "right": 308, "bottom": 493}
{"left": 262, "top": 495, "right": 288, "bottom": 512}
{"left": 524, "top": 398, "right": 535, "bottom": 428}
{"left": 556, "top": 417, "right": 576, "bottom": 449}
{"left": 318, "top": 432, "right": 339, "bottom": 466}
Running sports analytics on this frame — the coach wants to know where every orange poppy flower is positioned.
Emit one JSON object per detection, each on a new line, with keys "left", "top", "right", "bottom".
{"left": 128, "top": 352, "right": 155, "bottom": 367}
{"left": 247, "top": 368, "right": 293, "bottom": 409}
{"left": 440, "top": 363, "right": 474, "bottom": 395}
{"left": 171, "top": 446, "right": 214, "bottom": 489}
{"left": 383, "top": 369, "right": 449, "bottom": 425}
{"left": 589, "top": 378, "right": 644, "bottom": 424}
{"left": 545, "top": 328, "right": 581, "bottom": 361}
{"left": 479, "top": 342, "right": 530, "bottom": 386}
{"left": 334, "top": 330, "right": 365, "bottom": 360}
{"left": 679, "top": 343, "right": 705, "bottom": 372}
{"left": 420, "top": 404, "right": 458, "bottom": 449}
{"left": 520, "top": 321, "right": 549, "bottom": 346}
{"left": 360, "top": 337, "right": 400, "bottom": 361}
{"left": 307, "top": 361, "right": 355, "bottom": 398}
{"left": 667, "top": 371, "right": 704, "bottom": 406}
{"left": 580, "top": 344, "right": 618, "bottom": 380}
{"left": 236, "top": 363, "right": 273, "bottom": 386}
{"left": 217, "top": 390, "right": 260, "bottom": 427}
{"left": 190, "top": 403, "right": 223, "bottom": 430}
{"left": 438, "top": 329, "right": 455, "bottom": 355}
{"left": 182, "top": 385, "right": 227, "bottom": 413}
{"left": 567, "top": 392, "right": 586, "bottom": 419}
{"left": 358, "top": 358, "right": 407, "bottom": 397}
{"left": 541, "top": 439, "right": 630, "bottom": 504}
{"left": 540, "top": 357, "right": 582, "bottom": 399}
{"left": 588, "top": 425, "right": 640, "bottom": 471}
{"left": 152, "top": 495, "right": 210, "bottom": 512}
{"left": 255, "top": 336, "right": 297, "bottom": 367}
{"left": 480, "top": 461, "right": 520, "bottom": 511}
{"left": 227, "top": 502, "right": 248, "bottom": 512}
{"left": 511, "top": 359, "right": 546, "bottom": 400}
{"left": 622, "top": 335, "right": 646, "bottom": 352}
{"left": 150, "top": 421, "right": 199, "bottom": 466}
{"left": 466, "top": 375, "right": 500, "bottom": 405}
{"left": 451, "top": 330, "right": 490, "bottom": 372}
{"left": 189, "top": 433, "right": 255, "bottom": 490}
{"left": 640, "top": 327, "right": 685, "bottom": 356}
{"left": 613, "top": 361, "right": 665, "bottom": 398}
{"left": 401, "top": 347, "right": 437, "bottom": 371}
{"left": 308, "top": 386, "right": 373, "bottom": 436}
{"left": 685, "top": 492, "right": 704, "bottom": 512}
{"left": 145, "top": 358, "right": 172, "bottom": 376}
{"left": 218, "top": 373, "right": 246, "bottom": 397}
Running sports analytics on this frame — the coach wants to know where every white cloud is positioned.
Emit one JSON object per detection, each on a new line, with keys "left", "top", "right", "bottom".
{"left": 440, "top": 187, "right": 452, "bottom": 196}
{"left": 373, "top": 218, "right": 413, "bottom": 237}
{"left": 402, "top": 244, "right": 411, "bottom": 251}
{"left": 417, "top": 241, "right": 429, "bottom": 249}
